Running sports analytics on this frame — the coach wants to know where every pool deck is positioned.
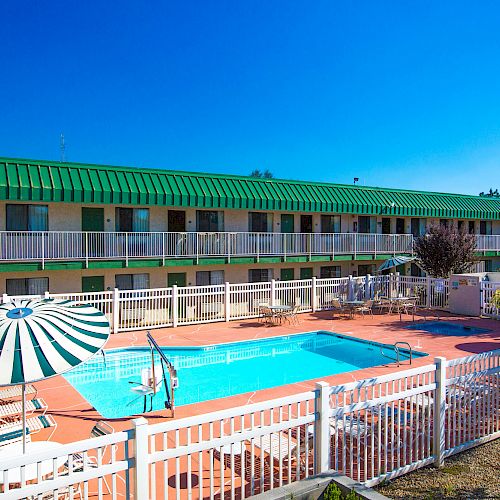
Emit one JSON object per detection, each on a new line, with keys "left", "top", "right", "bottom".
{"left": 34, "top": 311, "right": 500, "bottom": 444}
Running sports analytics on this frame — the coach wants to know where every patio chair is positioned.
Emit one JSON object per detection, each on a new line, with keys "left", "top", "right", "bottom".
{"left": 354, "top": 300, "right": 373, "bottom": 316}
{"left": 282, "top": 305, "right": 300, "bottom": 325}
{"left": 0, "top": 398, "right": 47, "bottom": 424}
{"left": 331, "top": 298, "right": 348, "bottom": 319}
{"left": 66, "top": 421, "right": 116, "bottom": 495}
{"left": 257, "top": 303, "right": 272, "bottom": 323}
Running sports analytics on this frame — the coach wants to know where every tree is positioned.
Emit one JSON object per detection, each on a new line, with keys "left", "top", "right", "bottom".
{"left": 413, "top": 224, "right": 477, "bottom": 278}
{"left": 250, "top": 169, "right": 274, "bottom": 179}
{"left": 479, "top": 188, "right": 500, "bottom": 197}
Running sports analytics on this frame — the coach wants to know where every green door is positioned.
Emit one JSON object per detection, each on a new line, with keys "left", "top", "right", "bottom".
{"left": 280, "top": 268, "right": 294, "bottom": 281}
{"left": 82, "top": 208, "right": 104, "bottom": 232}
{"left": 168, "top": 273, "right": 186, "bottom": 287}
{"left": 300, "top": 267, "right": 313, "bottom": 280}
{"left": 281, "top": 214, "right": 294, "bottom": 233}
{"left": 82, "top": 276, "right": 105, "bottom": 293}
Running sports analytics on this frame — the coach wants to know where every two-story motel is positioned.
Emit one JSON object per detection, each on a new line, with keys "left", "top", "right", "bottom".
{"left": 0, "top": 156, "right": 499, "bottom": 295}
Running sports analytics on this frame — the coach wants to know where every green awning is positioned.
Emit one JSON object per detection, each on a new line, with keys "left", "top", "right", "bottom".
{"left": 0, "top": 157, "right": 499, "bottom": 220}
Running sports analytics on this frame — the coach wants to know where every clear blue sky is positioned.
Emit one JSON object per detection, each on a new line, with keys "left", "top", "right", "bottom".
{"left": 1, "top": 1, "right": 499, "bottom": 195}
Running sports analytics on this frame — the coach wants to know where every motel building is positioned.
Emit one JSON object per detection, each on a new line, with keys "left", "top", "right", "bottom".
{"left": 0, "top": 156, "right": 499, "bottom": 296}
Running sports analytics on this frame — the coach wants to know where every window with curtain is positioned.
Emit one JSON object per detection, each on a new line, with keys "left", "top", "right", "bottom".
{"left": 196, "top": 270, "right": 225, "bottom": 286}
{"left": 6, "top": 277, "right": 49, "bottom": 295}
{"left": 358, "top": 216, "right": 376, "bottom": 234}
{"left": 321, "top": 215, "right": 341, "bottom": 233}
{"left": 248, "top": 212, "right": 273, "bottom": 232}
{"left": 115, "top": 208, "right": 150, "bottom": 232}
{"left": 6, "top": 204, "right": 48, "bottom": 231}
{"left": 115, "top": 273, "right": 150, "bottom": 290}
{"left": 480, "top": 221, "right": 492, "bottom": 235}
{"left": 319, "top": 266, "right": 341, "bottom": 278}
{"left": 248, "top": 269, "right": 272, "bottom": 283}
{"left": 196, "top": 211, "right": 224, "bottom": 232}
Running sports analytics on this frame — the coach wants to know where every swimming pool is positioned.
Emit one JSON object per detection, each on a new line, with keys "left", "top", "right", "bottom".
{"left": 64, "top": 331, "right": 427, "bottom": 418}
{"left": 406, "top": 321, "right": 491, "bottom": 336}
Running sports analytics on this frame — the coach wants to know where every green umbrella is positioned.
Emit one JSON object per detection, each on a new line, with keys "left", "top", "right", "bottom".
{"left": 0, "top": 298, "right": 110, "bottom": 452}
{"left": 378, "top": 255, "right": 416, "bottom": 272}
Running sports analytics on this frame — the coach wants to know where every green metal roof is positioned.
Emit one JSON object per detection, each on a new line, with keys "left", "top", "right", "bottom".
{"left": 1, "top": 157, "right": 499, "bottom": 219}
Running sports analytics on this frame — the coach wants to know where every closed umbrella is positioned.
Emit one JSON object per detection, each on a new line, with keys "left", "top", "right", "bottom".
{"left": 0, "top": 298, "right": 110, "bottom": 452}
{"left": 377, "top": 255, "right": 416, "bottom": 272}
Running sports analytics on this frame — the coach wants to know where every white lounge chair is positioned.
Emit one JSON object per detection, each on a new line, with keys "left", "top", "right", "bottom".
{"left": 0, "top": 384, "right": 37, "bottom": 402}
{"left": 0, "top": 398, "right": 47, "bottom": 423}
{"left": 0, "top": 414, "right": 57, "bottom": 447}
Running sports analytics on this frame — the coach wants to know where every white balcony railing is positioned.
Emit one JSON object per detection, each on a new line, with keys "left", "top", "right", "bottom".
{"left": 0, "top": 231, "right": 497, "bottom": 265}
{"left": 0, "top": 231, "right": 416, "bottom": 264}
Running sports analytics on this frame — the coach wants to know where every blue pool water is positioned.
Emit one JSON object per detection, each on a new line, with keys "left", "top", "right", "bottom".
{"left": 406, "top": 321, "right": 491, "bottom": 336}
{"left": 64, "top": 331, "right": 427, "bottom": 418}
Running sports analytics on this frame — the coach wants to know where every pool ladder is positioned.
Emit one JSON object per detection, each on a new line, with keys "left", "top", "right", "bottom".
{"left": 380, "top": 341, "right": 413, "bottom": 366}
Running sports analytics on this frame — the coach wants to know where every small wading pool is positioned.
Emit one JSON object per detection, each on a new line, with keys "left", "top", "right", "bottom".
{"left": 406, "top": 321, "right": 491, "bottom": 336}
{"left": 64, "top": 331, "right": 428, "bottom": 419}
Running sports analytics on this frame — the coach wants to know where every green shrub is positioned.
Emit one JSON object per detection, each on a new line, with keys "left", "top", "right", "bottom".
{"left": 322, "top": 482, "right": 361, "bottom": 500}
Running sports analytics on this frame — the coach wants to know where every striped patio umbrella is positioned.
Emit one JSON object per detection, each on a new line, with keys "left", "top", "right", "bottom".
{"left": 0, "top": 298, "right": 110, "bottom": 452}
{"left": 377, "top": 255, "right": 416, "bottom": 272}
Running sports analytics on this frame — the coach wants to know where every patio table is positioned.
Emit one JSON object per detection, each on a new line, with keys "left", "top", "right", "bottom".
{"left": 341, "top": 300, "right": 365, "bottom": 319}
{"left": 267, "top": 305, "right": 292, "bottom": 324}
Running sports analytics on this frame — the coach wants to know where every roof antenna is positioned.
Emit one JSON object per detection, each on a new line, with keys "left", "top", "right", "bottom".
{"left": 60, "top": 133, "right": 66, "bottom": 162}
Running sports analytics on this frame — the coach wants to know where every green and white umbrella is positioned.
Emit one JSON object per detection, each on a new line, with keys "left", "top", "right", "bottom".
{"left": 377, "top": 255, "right": 416, "bottom": 272}
{"left": 0, "top": 298, "right": 110, "bottom": 452}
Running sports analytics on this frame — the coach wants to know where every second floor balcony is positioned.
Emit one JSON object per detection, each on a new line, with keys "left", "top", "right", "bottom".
{"left": 0, "top": 231, "right": 497, "bottom": 265}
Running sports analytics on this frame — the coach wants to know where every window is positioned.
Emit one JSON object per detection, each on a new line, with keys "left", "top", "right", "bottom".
{"left": 320, "top": 266, "right": 341, "bottom": 278}
{"left": 457, "top": 220, "right": 464, "bottom": 232}
{"left": 468, "top": 221, "right": 475, "bottom": 234}
{"left": 381, "top": 218, "right": 391, "bottom": 234}
{"left": 358, "top": 216, "right": 376, "bottom": 234}
{"left": 300, "top": 267, "right": 313, "bottom": 279}
{"left": 484, "top": 260, "right": 493, "bottom": 272}
{"left": 358, "top": 264, "right": 374, "bottom": 276}
{"left": 479, "top": 221, "right": 492, "bottom": 235}
{"left": 115, "top": 273, "right": 150, "bottom": 290}
{"left": 248, "top": 269, "right": 272, "bottom": 283}
{"left": 197, "top": 211, "right": 224, "bottom": 232}
{"left": 6, "top": 204, "right": 48, "bottom": 231}
{"left": 196, "top": 270, "right": 225, "bottom": 286}
{"left": 248, "top": 212, "right": 273, "bottom": 232}
{"left": 6, "top": 277, "right": 49, "bottom": 295}
{"left": 321, "top": 215, "right": 341, "bottom": 233}
{"left": 115, "top": 208, "right": 149, "bottom": 232}
{"left": 410, "top": 263, "right": 424, "bottom": 277}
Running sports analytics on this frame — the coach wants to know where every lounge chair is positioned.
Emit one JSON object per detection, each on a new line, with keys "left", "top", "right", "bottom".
{"left": 0, "top": 398, "right": 47, "bottom": 423}
{"left": 0, "top": 384, "right": 37, "bottom": 402}
{"left": 0, "top": 414, "right": 57, "bottom": 446}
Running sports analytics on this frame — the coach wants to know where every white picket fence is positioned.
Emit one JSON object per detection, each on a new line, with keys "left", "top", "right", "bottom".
{"left": 1, "top": 350, "right": 498, "bottom": 499}
{"left": 481, "top": 281, "right": 500, "bottom": 319}
{"left": 2, "top": 274, "right": 451, "bottom": 333}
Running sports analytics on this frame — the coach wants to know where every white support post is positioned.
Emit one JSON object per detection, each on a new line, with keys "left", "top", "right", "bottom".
{"left": 125, "top": 233, "right": 129, "bottom": 267}
{"left": 41, "top": 233, "right": 45, "bottom": 270}
{"left": 256, "top": 233, "right": 260, "bottom": 263}
{"left": 224, "top": 282, "right": 230, "bottom": 322}
{"left": 162, "top": 232, "right": 166, "bottom": 267}
{"left": 44, "top": 291, "right": 50, "bottom": 299}
{"left": 311, "top": 276, "right": 317, "bottom": 312}
{"left": 132, "top": 417, "right": 150, "bottom": 500}
{"left": 314, "top": 381, "right": 330, "bottom": 474}
{"left": 348, "top": 275, "right": 353, "bottom": 301}
{"left": 308, "top": 232, "right": 312, "bottom": 261}
{"left": 270, "top": 279, "right": 276, "bottom": 307}
{"left": 85, "top": 232, "right": 89, "bottom": 269}
{"left": 434, "top": 356, "right": 447, "bottom": 468}
{"left": 112, "top": 288, "right": 120, "bottom": 334}
{"left": 172, "top": 285, "right": 178, "bottom": 327}
{"left": 227, "top": 234, "right": 231, "bottom": 263}
{"left": 283, "top": 233, "right": 287, "bottom": 262}
{"left": 353, "top": 234, "right": 357, "bottom": 259}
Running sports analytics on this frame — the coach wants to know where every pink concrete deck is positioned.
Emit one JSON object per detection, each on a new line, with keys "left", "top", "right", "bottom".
{"left": 33, "top": 310, "right": 500, "bottom": 445}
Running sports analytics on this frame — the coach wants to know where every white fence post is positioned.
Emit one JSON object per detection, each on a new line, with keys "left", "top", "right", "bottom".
{"left": 172, "top": 285, "right": 178, "bottom": 327}
{"left": 434, "top": 356, "right": 447, "bottom": 467}
{"left": 365, "top": 274, "right": 371, "bottom": 299}
{"left": 132, "top": 417, "right": 150, "bottom": 500}
{"left": 270, "top": 279, "right": 276, "bottom": 306}
{"left": 314, "top": 381, "right": 330, "bottom": 474}
{"left": 44, "top": 291, "right": 50, "bottom": 299}
{"left": 113, "top": 288, "right": 120, "bottom": 333}
{"left": 224, "top": 282, "right": 230, "bottom": 322}
{"left": 311, "top": 277, "right": 317, "bottom": 312}
{"left": 426, "top": 277, "right": 432, "bottom": 308}
{"left": 2, "top": 293, "right": 8, "bottom": 303}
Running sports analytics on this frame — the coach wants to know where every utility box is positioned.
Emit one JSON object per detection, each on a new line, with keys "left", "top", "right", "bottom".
{"left": 449, "top": 273, "right": 485, "bottom": 316}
